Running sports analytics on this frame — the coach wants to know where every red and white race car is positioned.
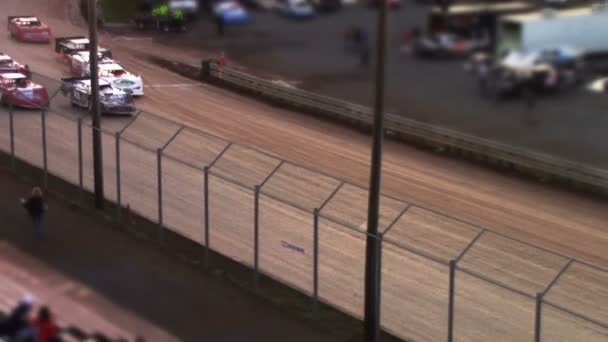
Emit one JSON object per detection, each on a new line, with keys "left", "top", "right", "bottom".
{"left": 64, "top": 51, "right": 145, "bottom": 96}
{"left": 0, "top": 73, "right": 49, "bottom": 108}
{"left": 8, "top": 16, "right": 51, "bottom": 43}
{"left": 0, "top": 53, "right": 30, "bottom": 76}
{"left": 55, "top": 36, "right": 112, "bottom": 66}
{"left": 65, "top": 51, "right": 113, "bottom": 76}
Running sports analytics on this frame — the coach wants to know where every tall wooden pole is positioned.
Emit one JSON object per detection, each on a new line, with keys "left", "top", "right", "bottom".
{"left": 89, "top": 0, "right": 104, "bottom": 208}
{"left": 364, "top": 0, "right": 388, "bottom": 340}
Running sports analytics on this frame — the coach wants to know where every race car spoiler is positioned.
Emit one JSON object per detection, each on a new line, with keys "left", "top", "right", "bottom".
{"left": 7, "top": 15, "right": 37, "bottom": 29}
{"left": 8, "top": 15, "right": 38, "bottom": 21}
{"left": 55, "top": 36, "right": 113, "bottom": 59}
{"left": 61, "top": 76, "right": 91, "bottom": 83}
{"left": 59, "top": 76, "right": 91, "bottom": 94}
{"left": 55, "top": 36, "right": 87, "bottom": 53}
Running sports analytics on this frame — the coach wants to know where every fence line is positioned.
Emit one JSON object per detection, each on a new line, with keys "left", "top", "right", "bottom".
{"left": 3, "top": 78, "right": 608, "bottom": 341}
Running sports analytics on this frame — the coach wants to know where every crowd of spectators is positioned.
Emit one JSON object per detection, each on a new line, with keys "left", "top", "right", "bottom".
{"left": 0, "top": 295, "right": 58, "bottom": 342}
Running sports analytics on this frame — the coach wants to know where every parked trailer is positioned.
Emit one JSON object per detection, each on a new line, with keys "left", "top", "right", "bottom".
{"left": 497, "top": 5, "right": 608, "bottom": 55}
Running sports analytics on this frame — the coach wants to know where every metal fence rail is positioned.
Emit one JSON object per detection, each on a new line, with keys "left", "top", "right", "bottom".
{"left": 203, "top": 60, "right": 608, "bottom": 193}
{"left": 1, "top": 73, "right": 607, "bottom": 342}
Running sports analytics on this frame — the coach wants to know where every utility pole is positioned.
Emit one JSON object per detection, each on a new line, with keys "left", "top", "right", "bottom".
{"left": 364, "top": 0, "right": 388, "bottom": 340}
{"left": 89, "top": 0, "right": 104, "bottom": 209}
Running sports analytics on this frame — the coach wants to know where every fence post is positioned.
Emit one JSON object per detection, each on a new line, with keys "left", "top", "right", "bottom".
{"left": 534, "top": 292, "right": 543, "bottom": 342}
{"left": 41, "top": 110, "right": 48, "bottom": 189}
{"left": 157, "top": 148, "right": 164, "bottom": 244}
{"left": 9, "top": 104, "right": 15, "bottom": 172}
{"left": 204, "top": 166, "right": 210, "bottom": 268}
{"left": 77, "top": 118, "right": 84, "bottom": 204}
{"left": 448, "top": 259, "right": 456, "bottom": 342}
{"left": 254, "top": 185, "right": 260, "bottom": 291}
{"left": 376, "top": 233, "right": 383, "bottom": 324}
{"left": 115, "top": 133, "right": 121, "bottom": 224}
{"left": 313, "top": 208, "right": 319, "bottom": 311}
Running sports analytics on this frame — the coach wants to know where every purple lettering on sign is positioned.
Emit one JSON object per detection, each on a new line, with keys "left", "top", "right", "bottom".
{"left": 281, "top": 240, "right": 305, "bottom": 254}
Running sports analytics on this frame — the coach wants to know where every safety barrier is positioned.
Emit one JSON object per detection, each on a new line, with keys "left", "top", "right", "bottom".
{"left": 200, "top": 59, "right": 608, "bottom": 194}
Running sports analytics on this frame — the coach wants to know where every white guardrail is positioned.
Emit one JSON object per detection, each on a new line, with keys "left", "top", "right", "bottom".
{"left": 201, "top": 59, "right": 608, "bottom": 193}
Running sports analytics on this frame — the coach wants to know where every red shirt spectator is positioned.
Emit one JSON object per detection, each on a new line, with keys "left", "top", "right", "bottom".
{"left": 218, "top": 52, "right": 226, "bottom": 68}
{"left": 35, "top": 306, "right": 57, "bottom": 342}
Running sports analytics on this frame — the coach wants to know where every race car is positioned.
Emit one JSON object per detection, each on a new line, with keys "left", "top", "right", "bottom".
{"left": 213, "top": 0, "right": 251, "bottom": 24}
{"left": 60, "top": 77, "right": 135, "bottom": 116}
{"left": 0, "top": 53, "right": 30, "bottom": 76}
{"left": 66, "top": 50, "right": 114, "bottom": 76}
{"left": 8, "top": 16, "right": 51, "bottom": 43}
{"left": 96, "top": 63, "right": 144, "bottom": 96}
{"left": 55, "top": 36, "right": 112, "bottom": 64}
{"left": 0, "top": 73, "right": 49, "bottom": 108}
{"left": 64, "top": 52, "right": 144, "bottom": 96}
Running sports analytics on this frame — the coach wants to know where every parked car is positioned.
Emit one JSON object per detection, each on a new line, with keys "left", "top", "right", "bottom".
{"left": 277, "top": 0, "right": 315, "bottom": 18}
{"left": 309, "top": 0, "right": 341, "bottom": 11}
{"left": 368, "top": 0, "right": 400, "bottom": 10}
{"left": 7, "top": 16, "right": 51, "bottom": 43}
{"left": 587, "top": 77, "right": 608, "bottom": 94}
{"left": 60, "top": 77, "right": 135, "bottom": 115}
{"left": 213, "top": 0, "right": 251, "bottom": 24}
{"left": 413, "top": 32, "right": 489, "bottom": 58}
{"left": 0, "top": 53, "right": 30, "bottom": 76}
{"left": 0, "top": 72, "right": 49, "bottom": 108}
{"left": 55, "top": 36, "right": 112, "bottom": 64}
{"left": 471, "top": 47, "right": 585, "bottom": 98}
{"left": 133, "top": 10, "right": 187, "bottom": 31}
{"left": 169, "top": 0, "right": 200, "bottom": 16}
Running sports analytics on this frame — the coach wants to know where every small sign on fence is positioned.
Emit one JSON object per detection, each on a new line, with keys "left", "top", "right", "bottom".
{"left": 281, "top": 240, "right": 305, "bottom": 254}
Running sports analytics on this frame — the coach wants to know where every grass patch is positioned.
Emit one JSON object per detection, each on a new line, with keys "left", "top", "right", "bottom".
{"left": 101, "top": 0, "right": 139, "bottom": 22}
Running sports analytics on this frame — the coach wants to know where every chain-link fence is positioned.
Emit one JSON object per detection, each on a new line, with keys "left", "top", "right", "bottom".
{"left": 1, "top": 73, "right": 607, "bottom": 341}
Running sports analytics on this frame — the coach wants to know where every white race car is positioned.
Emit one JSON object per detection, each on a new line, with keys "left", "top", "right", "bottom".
{"left": 61, "top": 77, "right": 135, "bottom": 116}
{"left": 67, "top": 52, "right": 144, "bottom": 96}
{"left": 97, "top": 63, "right": 144, "bottom": 96}
{"left": 67, "top": 51, "right": 113, "bottom": 77}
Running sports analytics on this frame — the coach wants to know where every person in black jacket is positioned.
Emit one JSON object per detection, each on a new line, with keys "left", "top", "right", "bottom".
{"left": 216, "top": 14, "right": 225, "bottom": 37}
{"left": 0, "top": 295, "right": 34, "bottom": 339}
{"left": 21, "top": 187, "right": 47, "bottom": 238}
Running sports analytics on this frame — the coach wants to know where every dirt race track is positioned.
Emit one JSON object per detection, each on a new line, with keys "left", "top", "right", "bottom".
{"left": 1, "top": 1, "right": 608, "bottom": 341}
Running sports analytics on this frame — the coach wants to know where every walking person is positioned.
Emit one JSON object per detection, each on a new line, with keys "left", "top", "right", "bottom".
{"left": 216, "top": 14, "right": 225, "bottom": 37}
{"left": 360, "top": 42, "right": 370, "bottom": 67}
{"left": 21, "top": 187, "right": 48, "bottom": 239}
{"left": 359, "top": 28, "right": 370, "bottom": 67}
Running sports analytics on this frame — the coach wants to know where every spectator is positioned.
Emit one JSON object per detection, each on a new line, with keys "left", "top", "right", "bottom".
{"left": 344, "top": 27, "right": 354, "bottom": 52}
{"left": 216, "top": 15, "right": 225, "bottom": 37}
{"left": 360, "top": 42, "right": 370, "bottom": 68}
{"left": 0, "top": 295, "right": 34, "bottom": 339}
{"left": 34, "top": 307, "right": 58, "bottom": 342}
{"left": 21, "top": 187, "right": 48, "bottom": 239}
{"left": 352, "top": 27, "right": 362, "bottom": 51}
{"left": 218, "top": 52, "right": 227, "bottom": 68}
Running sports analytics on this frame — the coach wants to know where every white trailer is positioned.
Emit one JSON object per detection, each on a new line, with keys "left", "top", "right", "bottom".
{"left": 497, "top": 5, "right": 608, "bottom": 55}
